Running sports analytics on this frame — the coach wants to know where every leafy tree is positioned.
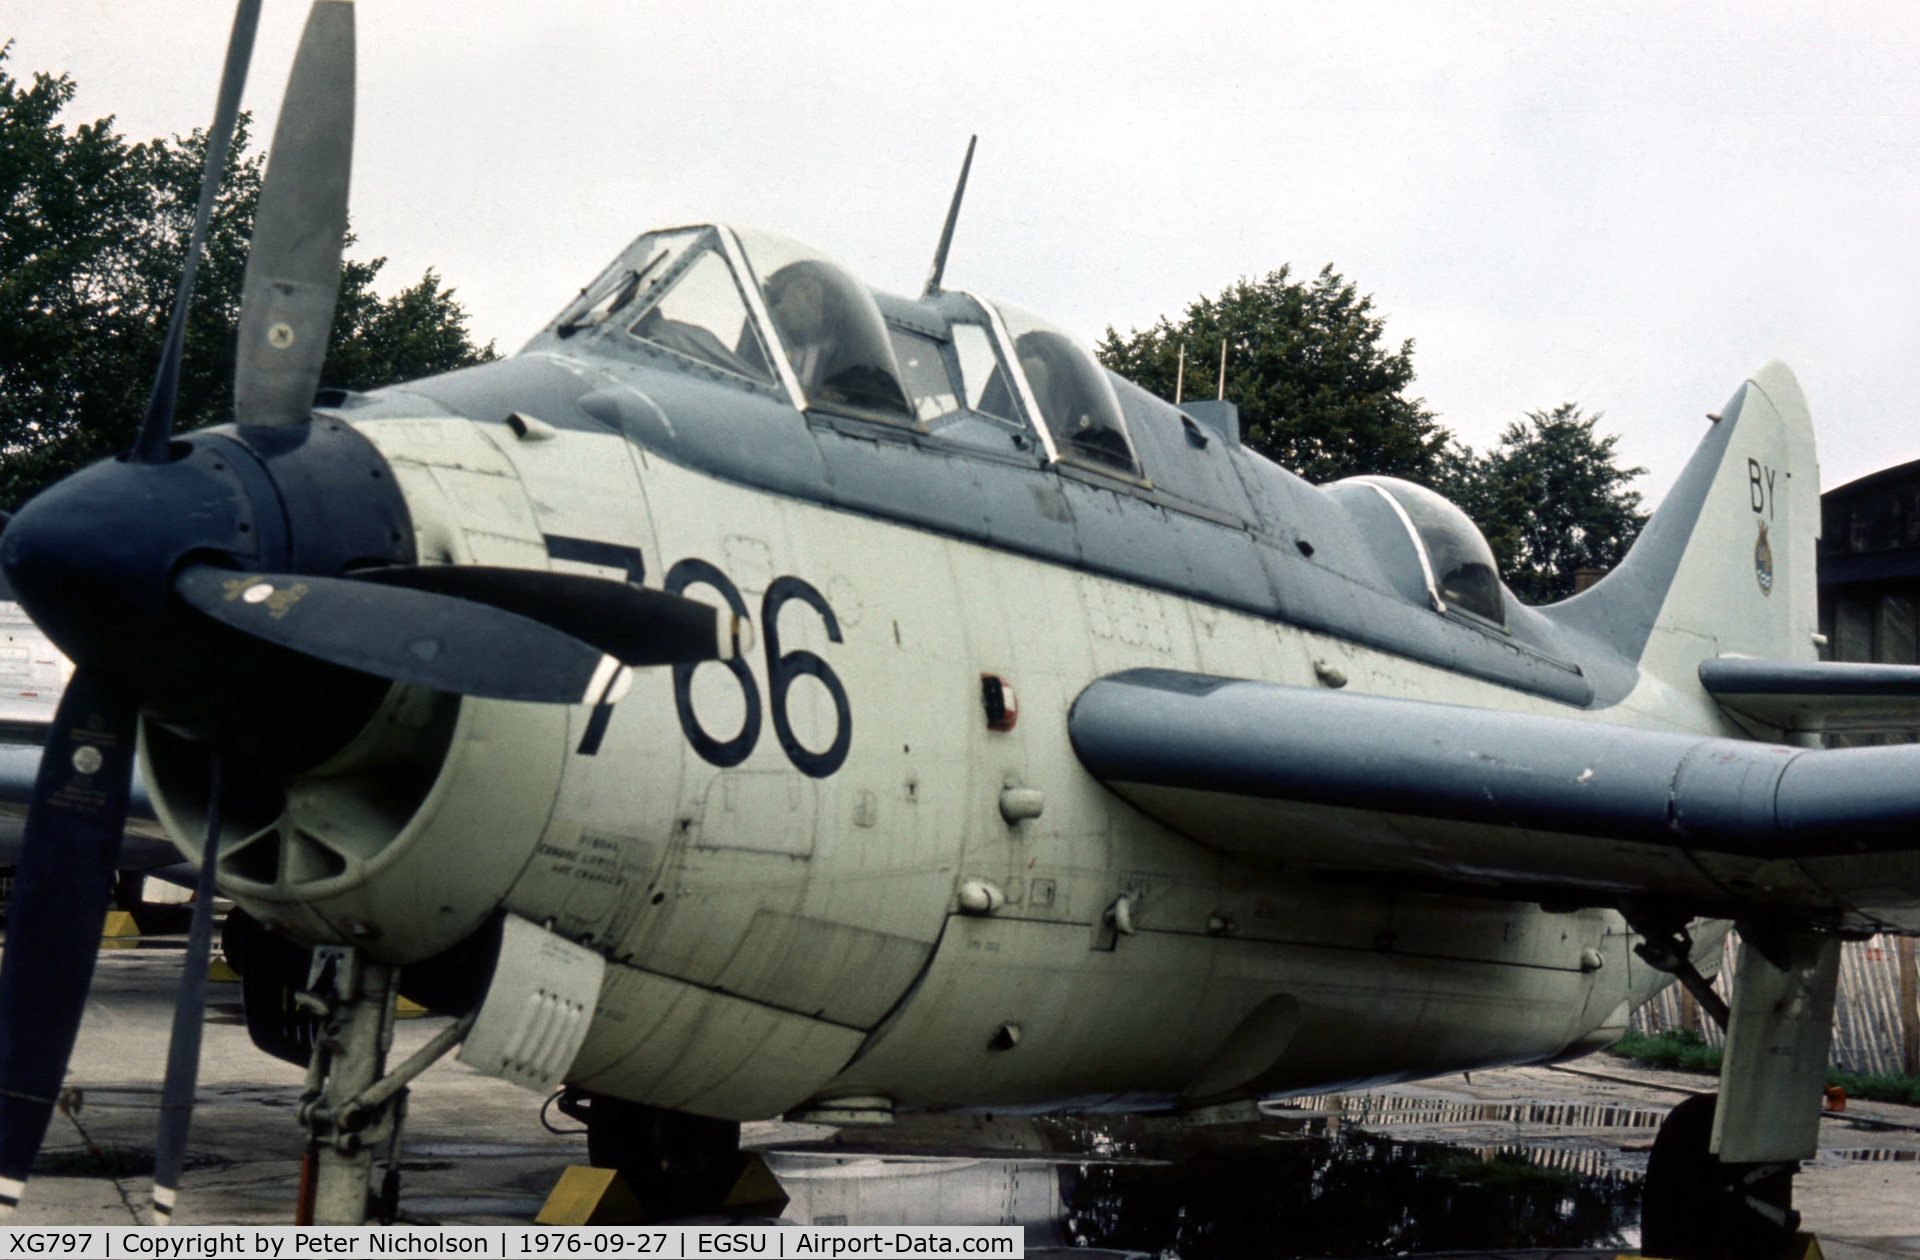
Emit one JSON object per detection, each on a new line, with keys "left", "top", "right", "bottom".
{"left": 1458, "top": 403, "right": 1646, "bottom": 603}
{"left": 1096, "top": 258, "right": 1646, "bottom": 603}
{"left": 1097, "top": 265, "right": 1449, "bottom": 485}
{"left": 0, "top": 47, "right": 494, "bottom": 509}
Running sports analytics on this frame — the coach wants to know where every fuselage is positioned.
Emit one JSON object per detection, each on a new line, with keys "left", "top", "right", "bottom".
{"left": 142, "top": 225, "right": 1734, "bottom": 1119}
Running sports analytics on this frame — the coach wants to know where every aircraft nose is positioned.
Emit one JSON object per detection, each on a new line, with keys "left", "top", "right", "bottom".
{"left": 2, "top": 441, "right": 265, "bottom": 696}
{"left": 1, "top": 423, "right": 416, "bottom": 767}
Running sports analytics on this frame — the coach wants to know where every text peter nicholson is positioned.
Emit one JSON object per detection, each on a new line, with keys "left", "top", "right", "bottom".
{"left": 0, "top": 1225, "right": 1025, "bottom": 1259}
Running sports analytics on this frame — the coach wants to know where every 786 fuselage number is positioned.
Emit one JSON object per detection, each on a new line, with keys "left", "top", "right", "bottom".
{"left": 662, "top": 560, "right": 850, "bottom": 779}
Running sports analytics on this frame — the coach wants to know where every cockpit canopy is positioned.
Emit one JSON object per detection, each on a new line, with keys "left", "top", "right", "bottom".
{"left": 1327, "top": 476, "right": 1506, "bottom": 626}
{"left": 734, "top": 229, "right": 914, "bottom": 422}
{"left": 547, "top": 224, "right": 1144, "bottom": 479}
{"left": 552, "top": 224, "right": 913, "bottom": 422}
{"left": 992, "top": 303, "right": 1141, "bottom": 477}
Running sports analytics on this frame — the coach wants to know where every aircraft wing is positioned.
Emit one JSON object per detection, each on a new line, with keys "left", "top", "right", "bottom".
{"left": 1699, "top": 658, "right": 1920, "bottom": 733}
{"left": 1068, "top": 668, "right": 1920, "bottom": 929}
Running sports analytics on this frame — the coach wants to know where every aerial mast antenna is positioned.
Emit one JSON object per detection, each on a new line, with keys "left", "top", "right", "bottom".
{"left": 1175, "top": 345, "right": 1187, "bottom": 404}
{"left": 922, "top": 135, "right": 977, "bottom": 298}
{"left": 1217, "top": 338, "right": 1228, "bottom": 400}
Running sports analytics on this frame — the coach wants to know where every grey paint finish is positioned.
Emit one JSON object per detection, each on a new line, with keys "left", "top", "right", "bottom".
{"left": 1068, "top": 667, "right": 1920, "bottom": 861}
{"left": 1699, "top": 658, "right": 1920, "bottom": 732}
{"left": 1181, "top": 399, "right": 1240, "bottom": 445}
{"left": 343, "top": 290, "right": 1654, "bottom": 707}
{"left": 1700, "top": 657, "right": 1920, "bottom": 698}
{"left": 1551, "top": 384, "right": 1749, "bottom": 660}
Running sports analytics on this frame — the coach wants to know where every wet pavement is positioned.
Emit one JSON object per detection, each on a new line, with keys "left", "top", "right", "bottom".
{"left": 7, "top": 931, "right": 1920, "bottom": 1257}
{"left": 766, "top": 1114, "right": 1641, "bottom": 1255}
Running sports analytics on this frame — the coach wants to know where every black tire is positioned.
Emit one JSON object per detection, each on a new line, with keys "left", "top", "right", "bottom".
{"left": 113, "top": 871, "right": 144, "bottom": 911}
{"left": 585, "top": 1095, "right": 742, "bottom": 1213}
{"left": 1643, "top": 1093, "right": 1720, "bottom": 1257}
{"left": 223, "top": 908, "right": 319, "bottom": 1067}
{"left": 1643, "top": 1093, "right": 1798, "bottom": 1260}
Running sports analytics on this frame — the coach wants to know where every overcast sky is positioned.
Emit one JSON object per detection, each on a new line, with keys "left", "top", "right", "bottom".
{"left": 8, "top": 1, "right": 1918, "bottom": 503}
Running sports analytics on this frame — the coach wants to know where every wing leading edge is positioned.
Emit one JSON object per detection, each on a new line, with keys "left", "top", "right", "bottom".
{"left": 1699, "top": 658, "right": 1920, "bottom": 733}
{"left": 1069, "top": 668, "right": 1920, "bottom": 932}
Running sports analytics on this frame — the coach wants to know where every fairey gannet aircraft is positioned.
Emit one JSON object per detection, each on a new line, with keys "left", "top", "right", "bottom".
{"left": 1, "top": 4, "right": 1914, "bottom": 1256}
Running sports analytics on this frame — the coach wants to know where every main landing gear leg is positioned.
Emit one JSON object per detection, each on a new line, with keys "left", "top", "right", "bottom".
{"left": 1641, "top": 924, "right": 1840, "bottom": 1260}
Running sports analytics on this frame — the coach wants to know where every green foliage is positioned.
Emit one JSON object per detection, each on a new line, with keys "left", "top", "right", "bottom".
{"left": 1097, "top": 265, "right": 1449, "bottom": 486}
{"left": 1825, "top": 1069, "right": 1920, "bottom": 1107}
{"left": 1605, "top": 1029, "right": 1725, "bottom": 1074}
{"left": 1607, "top": 1030, "right": 1920, "bottom": 1105}
{"left": 1447, "top": 404, "right": 1647, "bottom": 603}
{"left": 0, "top": 45, "right": 494, "bottom": 510}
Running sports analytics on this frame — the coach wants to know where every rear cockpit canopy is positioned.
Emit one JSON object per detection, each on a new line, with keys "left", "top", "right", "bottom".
{"left": 991, "top": 302, "right": 1142, "bottom": 478}
{"left": 548, "top": 224, "right": 1144, "bottom": 479}
{"left": 1327, "top": 476, "right": 1506, "bottom": 627}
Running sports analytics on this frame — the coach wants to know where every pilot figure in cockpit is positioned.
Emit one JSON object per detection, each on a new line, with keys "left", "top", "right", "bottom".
{"left": 765, "top": 262, "right": 838, "bottom": 393}
{"left": 762, "top": 259, "right": 915, "bottom": 420}
{"left": 1015, "top": 328, "right": 1132, "bottom": 469}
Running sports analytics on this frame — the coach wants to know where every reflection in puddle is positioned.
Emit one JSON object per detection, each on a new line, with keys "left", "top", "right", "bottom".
{"left": 1822, "top": 1147, "right": 1920, "bottom": 1163}
{"left": 1282, "top": 1093, "right": 1669, "bottom": 1133}
{"left": 766, "top": 1108, "right": 1645, "bottom": 1257}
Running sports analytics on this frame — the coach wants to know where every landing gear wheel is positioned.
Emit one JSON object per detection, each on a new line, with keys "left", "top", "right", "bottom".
{"left": 582, "top": 1094, "right": 743, "bottom": 1216}
{"left": 1642, "top": 1093, "right": 1800, "bottom": 1260}
{"left": 112, "top": 871, "right": 144, "bottom": 911}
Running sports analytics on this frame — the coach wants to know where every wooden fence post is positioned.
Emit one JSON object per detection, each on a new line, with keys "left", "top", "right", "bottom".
{"left": 1899, "top": 936, "right": 1919, "bottom": 1077}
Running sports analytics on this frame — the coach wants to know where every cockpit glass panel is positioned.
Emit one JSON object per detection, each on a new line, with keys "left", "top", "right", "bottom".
{"left": 732, "top": 228, "right": 914, "bottom": 422}
{"left": 887, "top": 326, "right": 961, "bottom": 424}
{"left": 990, "top": 302, "right": 1142, "bottom": 477}
{"left": 1356, "top": 477, "right": 1507, "bottom": 626}
{"left": 951, "top": 323, "right": 1020, "bottom": 424}
{"left": 555, "top": 228, "right": 702, "bottom": 336}
{"left": 628, "top": 247, "right": 773, "bottom": 384}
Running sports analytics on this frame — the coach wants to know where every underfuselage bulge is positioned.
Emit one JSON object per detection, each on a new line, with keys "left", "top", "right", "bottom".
{"left": 134, "top": 222, "right": 1886, "bottom": 1122}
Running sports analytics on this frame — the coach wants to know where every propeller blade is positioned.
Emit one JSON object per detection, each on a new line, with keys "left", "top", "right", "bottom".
{"left": 351, "top": 565, "right": 739, "bottom": 665}
{"left": 233, "top": 0, "right": 355, "bottom": 427}
{"left": 173, "top": 566, "right": 628, "bottom": 705}
{"left": 131, "top": 0, "right": 264, "bottom": 464}
{"left": 0, "top": 671, "right": 140, "bottom": 1216}
{"left": 151, "top": 757, "right": 225, "bottom": 1223}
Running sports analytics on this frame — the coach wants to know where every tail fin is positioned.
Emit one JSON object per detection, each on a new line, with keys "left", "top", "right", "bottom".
{"left": 1549, "top": 361, "right": 1820, "bottom": 680}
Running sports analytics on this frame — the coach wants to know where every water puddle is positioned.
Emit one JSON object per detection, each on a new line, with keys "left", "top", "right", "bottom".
{"left": 1821, "top": 1147, "right": 1920, "bottom": 1163}
{"left": 32, "top": 1146, "right": 229, "bottom": 1177}
{"left": 406, "top": 1141, "right": 572, "bottom": 1159}
{"left": 1275, "top": 1094, "right": 1669, "bottom": 1132}
{"left": 767, "top": 1111, "right": 1644, "bottom": 1257}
